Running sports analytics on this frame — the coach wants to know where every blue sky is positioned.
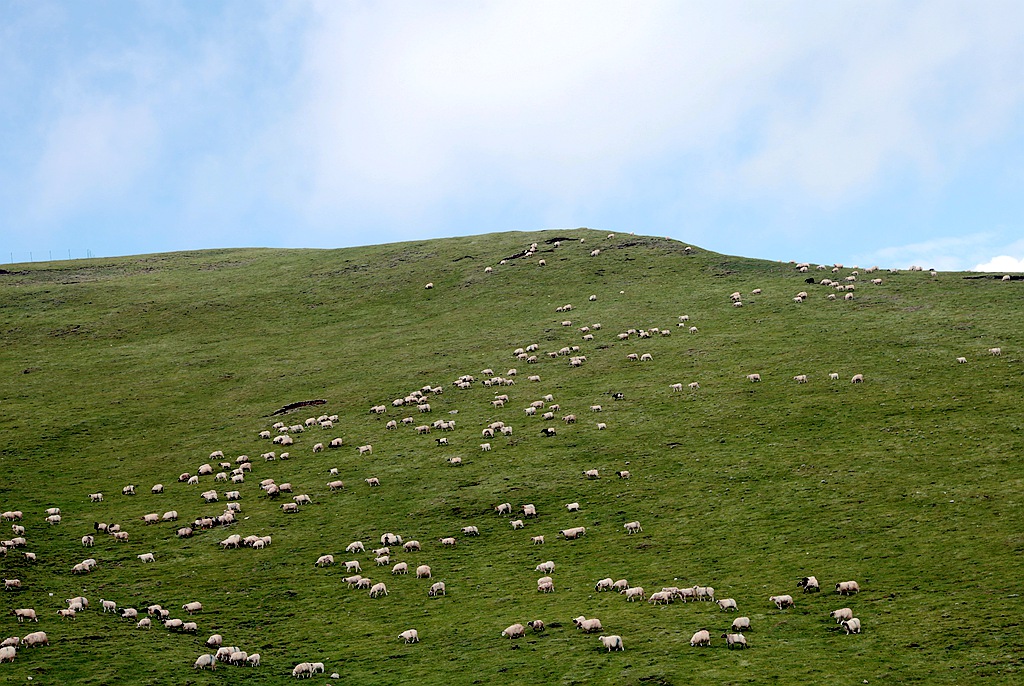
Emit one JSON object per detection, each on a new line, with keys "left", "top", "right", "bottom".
{"left": 2, "top": 0, "right": 1023, "bottom": 270}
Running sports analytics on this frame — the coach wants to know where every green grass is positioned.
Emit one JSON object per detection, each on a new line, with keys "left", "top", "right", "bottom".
{"left": 0, "top": 229, "right": 1021, "bottom": 684}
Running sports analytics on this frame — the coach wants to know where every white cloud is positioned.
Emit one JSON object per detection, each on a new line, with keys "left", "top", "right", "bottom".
{"left": 262, "top": 0, "right": 1024, "bottom": 227}
{"left": 973, "top": 255, "right": 1024, "bottom": 272}
{"left": 30, "top": 100, "right": 158, "bottom": 221}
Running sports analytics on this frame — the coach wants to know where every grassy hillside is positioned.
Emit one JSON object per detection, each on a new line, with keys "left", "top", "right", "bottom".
{"left": 0, "top": 229, "right": 1020, "bottom": 685}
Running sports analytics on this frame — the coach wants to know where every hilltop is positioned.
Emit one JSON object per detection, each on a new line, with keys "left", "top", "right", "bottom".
{"left": 0, "top": 229, "right": 1020, "bottom": 684}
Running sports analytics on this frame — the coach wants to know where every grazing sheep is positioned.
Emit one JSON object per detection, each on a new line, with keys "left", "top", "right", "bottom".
{"left": 292, "top": 662, "right": 313, "bottom": 678}
{"left": 510, "top": 519, "right": 525, "bottom": 530}
{"left": 583, "top": 469, "right": 599, "bottom": 479}
{"left": 502, "top": 623, "right": 526, "bottom": 639}
{"left": 836, "top": 580, "right": 860, "bottom": 595}
{"left": 830, "top": 608, "right": 853, "bottom": 624}
{"left": 531, "top": 535, "right": 544, "bottom": 545}
{"left": 624, "top": 521, "right": 642, "bottom": 534}
{"left": 375, "top": 555, "right": 390, "bottom": 566}
{"left": 770, "top": 594, "right": 794, "bottom": 609}
{"left": 989, "top": 347, "right": 1002, "bottom": 356}
{"left": 100, "top": 599, "right": 116, "bottom": 613}
{"left": 429, "top": 581, "right": 446, "bottom": 597}
{"left": 595, "top": 578, "right": 614, "bottom": 592}
{"left": 57, "top": 608, "right": 76, "bottom": 620}
{"left": 399, "top": 629, "right": 419, "bottom": 643}
{"left": 535, "top": 561, "right": 555, "bottom": 573}
{"left": 0, "top": 646, "right": 15, "bottom": 663}
{"left": 136, "top": 617, "right": 150, "bottom": 629}
{"left": 495, "top": 503, "right": 512, "bottom": 516}
{"left": 747, "top": 373, "right": 761, "bottom": 382}
{"left": 829, "top": 372, "right": 840, "bottom": 380}
{"left": 599, "top": 635, "right": 624, "bottom": 652}
{"left": 717, "top": 598, "right": 738, "bottom": 611}
{"left": 369, "top": 582, "right": 388, "bottom": 597}
{"left": 624, "top": 587, "right": 646, "bottom": 601}
{"left": 358, "top": 444, "right": 373, "bottom": 455}
{"left": 957, "top": 356, "right": 968, "bottom": 364}
{"left": 137, "top": 553, "right": 155, "bottom": 564}
{"left": 365, "top": 477, "right": 381, "bottom": 487}
{"left": 851, "top": 374, "right": 864, "bottom": 383}
{"left": 13, "top": 609, "right": 37, "bottom": 623}
{"left": 574, "top": 617, "right": 603, "bottom": 633}
{"left": 440, "top": 536, "right": 457, "bottom": 547}
{"left": 416, "top": 565, "right": 432, "bottom": 579}
{"left": 315, "top": 554, "right": 334, "bottom": 567}
{"left": 841, "top": 618, "right": 862, "bottom": 634}
{"left": 722, "top": 633, "right": 748, "bottom": 649}
{"left": 732, "top": 616, "right": 751, "bottom": 632}
{"left": 560, "top": 526, "right": 586, "bottom": 539}
{"left": 616, "top": 470, "right": 630, "bottom": 479}
{"left": 566, "top": 502, "right": 580, "bottom": 512}
{"left": 21, "top": 631, "right": 48, "bottom": 647}
{"left": 81, "top": 535, "right": 94, "bottom": 547}
{"left": 89, "top": 492, "right": 104, "bottom": 502}
{"left": 247, "top": 653, "right": 261, "bottom": 667}
{"left": 121, "top": 607, "right": 138, "bottom": 620}
{"left": 797, "top": 576, "right": 820, "bottom": 592}
{"left": 794, "top": 374, "right": 808, "bottom": 383}
{"left": 690, "top": 629, "right": 711, "bottom": 647}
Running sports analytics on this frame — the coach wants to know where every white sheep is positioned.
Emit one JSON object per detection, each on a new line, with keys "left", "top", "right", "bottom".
{"left": 416, "top": 565, "right": 432, "bottom": 579}
{"left": 137, "top": 553, "right": 155, "bottom": 563}
{"left": 369, "top": 582, "right": 388, "bottom": 597}
{"left": 399, "top": 629, "right": 419, "bottom": 643}
{"left": 690, "top": 629, "right": 711, "bottom": 646}
{"left": 797, "top": 576, "right": 820, "bottom": 592}
{"left": 769, "top": 594, "right": 794, "bottom": 609}
{"left": 599, "top": 635, "right": 624, "bottom": 651}
{"left": 429, "top": 581, "right": 446, "bottom": 597}
{"left": 502, "top": 623, "right": 526, "bottom": 639}
{"left": 830, "top": 607, "right": 853, "bottom": 624}
{"left": 566, "top": 502, "right": 580, "bottom": 512}
{"left": 732, "top": 616, "right": 751, "bottom": 631}
{"left": 841, "top": 617, "right": 862, "bottom": 634}
{"left": 722, "top": 633, "right": 748, "bottom": 649}
{"left": 623, "top": 521, "right": 642, "bottom": 534}
{"left": 531, "top": 535, "right": 544, "bottom": 545}
{"left": 836, "top": 580, "right": 860, "bottom": 595}
{"left": 717, "top": 598, "right": 737, "bottom": 611}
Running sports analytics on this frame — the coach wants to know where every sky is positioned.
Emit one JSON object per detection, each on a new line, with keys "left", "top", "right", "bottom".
{"left": 1, "top": 1, "right": 1023, "bottom": 271}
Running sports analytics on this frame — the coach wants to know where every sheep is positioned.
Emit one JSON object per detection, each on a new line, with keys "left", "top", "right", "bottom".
{"left": 81, "top": 535, "right": 94, "bottom": 547}
{"left": 136, "top": 617, "right": 151, "bottom": 629}
{"left": 191, "top": 653, "right": 218, "bottom": 670}
{"left": 57, "top": 608, "right": 76, "bottom": 620}
{"left": 89, "top": 493, "right": 104, "bottom": 502}
{"left": 989, "top": 347, "right": 1002, "bottom": 356}
{"left": 829, "top": 372, "right": 840, "bottom": 380}
{"left": 640, "top": 353, "right": 653, "bottom": 361}
{"left": 292, "top": 662, "right": 313, "bottom": 678}
{"left": 648, "top": 591, "right": 673, "bottom": 605}
{"left": 502, "top": 623, "right": 526, "bottom": 639}
{"left": 794, "top": 374, "right": 808, "bottom": 383}
{"left": 294, "top": 494, "right": 312, "bottom": 506}
{"left": 365, "top": 477, "right": 381, "bottom": 487}
{"left": 722, "top": 633, "right": 748, "bottom": 649}
{"left": 122, "top": 484, "right": 136, "bottom": 495}
{"left": 531, "top": 535, "right": 545, "bottom": 545}
{"left": 747, "top": 373, "right": 761, "bottom": 382}
{"left": 137, "top": 553, "right": 155, "bottom": 563}
{"left": 599, "top": 635, "right": 624, "bottom": 652}
{"left": 690, "top": 630, "right": 711, "bottom": 646}
{"left": 429, "top": 581, "right": 446, "bottom": 597}
{"left": 281, "top": 502, "right": 299, "bottom": 513}
{"left": 402, "top": 539, "right": 422, "bottom": 552}
{"left": 851, "top": 374, "right": 864, "bottom": 383}
{"left": 841, "top": 618, "right": 862, "bottom": 634}
{"left": 369, "top": 582, "right": 388, "bottom": 597}
{"left": 797, "top": 576, "right": 820, "bottom": 592}
{"left": 201, "top": 490, "right": 218, "bottom": 503}
{"left": 0, "top": 637, "right": 18, "bottom": 648}
{"left": 836, "top": 580, "right": 860, "bottom": 595}
{"left": 574, "top": 617, "right": 603, "bottom": 633}
{"left": 13, "top": 609, "right": 37, "bottom": 623}
{"left": 510, "top": 519, "right": 525, "bottom": 530}
{"left": 416, "top": 565, "right": 432, "bottom": 579}
{"left": 566, "top": 502, "right": 580, "bottom": 512}
{"left": 345, "top": 560, "right": 362, "bottom": 573}
{"left": 830, "top": 607, "right": 853, "bottom": 624}
{"left": 624, "top": 587, "right": 646, "bottom": 601}
{"left": 689, "top": 326, "right": 698, "bottom": 334}
{"left": 0, "top": 646, "right": 15, "bottom": 663}
{"left": 560, "top": 526, "right": 586, "bottom": 539}
{"left": 183, "top": 601, "right": 203, "bottom": 615}
{"left": 583, "top": 469, "right": 599, "bottom": 479}
{"left": 717, "top": 598, "right": 738, "bottom": 611}
{"left": 375, "top": 555, "right": 390, "bottom": 566}
{"left": 596, "top": 422, "right": 607, "bottom": 430}
{"left": 315, "top": 555, "right": 334, "bottom": 567}
{"left": 177, "top": 527, "right": 194, "bottom": 538}
{"left": 624, "top": 521, "right": 642, "bottom": 534}
{"left": 731, "top": 616, "right": 751, "bottom": 632}
{"left": 121, "top": 607, "right": 138, "bottom": 619}
{"left": 358, "top": 444, "right": 373, "bottom": 455}
{"left": 595, "top": 578, "right": 614, "bottom": 592}
{"left": 616, "top": 470, "right": 630, "bottom": 479}
{"left": 21, "top": 631, "right": 47, "bottom": 647}
{"left": 100, "top": 599, "right": 117, "bottom": 613}
{"left": 247, "top": 653, "right": 261, "bottom": 667}
{"left": 770, "top": 594, "right": 794, "bottom": 609}
{"left": 495, "top": 502, "right": 513, "bottom": 516}
{"left": 400, "top": 629, "right": 420, "bottom": 644}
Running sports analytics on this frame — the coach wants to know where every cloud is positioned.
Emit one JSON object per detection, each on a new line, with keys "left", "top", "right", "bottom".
{"left": 973, "top": 255, "right": 1024, "bottom": 272}
{"left": 29, "top": 100, "right": 158, "bottom": 222}
{"left": 262, "top": 0, "right": 1024, "bottom": 229}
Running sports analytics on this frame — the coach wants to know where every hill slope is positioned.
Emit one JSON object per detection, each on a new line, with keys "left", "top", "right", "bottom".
{"left": 0, "top": 229, "right": 1021, "bottom": 684}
